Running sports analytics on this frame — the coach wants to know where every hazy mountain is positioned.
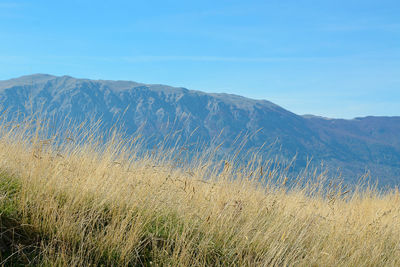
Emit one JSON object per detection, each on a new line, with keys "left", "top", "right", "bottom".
{"left": 1, "top": 74, "right": 399, "bottom": 185}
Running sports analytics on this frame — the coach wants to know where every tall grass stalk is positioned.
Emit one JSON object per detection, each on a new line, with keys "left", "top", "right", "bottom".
{"left": 0, "top": 117, "right": 399, "bottom": 266}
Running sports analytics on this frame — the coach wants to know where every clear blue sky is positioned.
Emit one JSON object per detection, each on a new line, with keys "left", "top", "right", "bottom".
{"left": 0, "top": 0, "right": 399, "bottom": 118}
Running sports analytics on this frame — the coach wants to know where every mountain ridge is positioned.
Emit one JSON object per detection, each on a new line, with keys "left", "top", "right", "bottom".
{"left": 1, "top": 74, "right": 399, "bottom": 185}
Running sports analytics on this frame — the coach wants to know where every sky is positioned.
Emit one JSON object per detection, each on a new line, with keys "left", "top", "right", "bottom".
{"left": 0, "top": 0, "right": 399, "bottom": 119}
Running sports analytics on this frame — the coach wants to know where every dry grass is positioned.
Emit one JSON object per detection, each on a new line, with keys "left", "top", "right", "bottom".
{"left": 0, "top": 118, "right": 400, "bottom": 266}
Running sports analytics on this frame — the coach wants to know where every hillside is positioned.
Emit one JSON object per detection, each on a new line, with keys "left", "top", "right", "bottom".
{"left": 1, "top": 118, "right": 400, "bottom": 266}
{"left": 0, "top": 74, "right": 399, "bottom": 185}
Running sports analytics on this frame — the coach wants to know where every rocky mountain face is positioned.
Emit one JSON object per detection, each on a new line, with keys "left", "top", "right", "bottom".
{"left": 1, "top": 74, "right": 399, "bottom": 185}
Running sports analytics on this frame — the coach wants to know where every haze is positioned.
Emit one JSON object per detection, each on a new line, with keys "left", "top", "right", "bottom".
{"left": 0, "top": 0, "right": 399, "bottom": 118}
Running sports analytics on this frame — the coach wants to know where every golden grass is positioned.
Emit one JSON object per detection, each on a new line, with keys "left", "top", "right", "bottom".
{"left": 0, "top": 118, "right": 400, "bottom": 266}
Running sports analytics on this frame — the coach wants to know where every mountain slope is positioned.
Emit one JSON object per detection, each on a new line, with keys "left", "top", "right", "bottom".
{"left": 0, "top": 74, "right": 399, "bottom": 185}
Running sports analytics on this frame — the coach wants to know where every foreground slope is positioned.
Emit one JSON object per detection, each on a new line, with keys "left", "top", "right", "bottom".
{"left": 0, "top": 119, "right": 400, "bottom": 266}
{"left": 0, "top": 74, "right": 399, "bottom": 185}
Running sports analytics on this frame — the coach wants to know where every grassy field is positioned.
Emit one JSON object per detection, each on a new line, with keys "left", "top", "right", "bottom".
{"left": 0, "top": 119, "right": 400, "bottom": 266}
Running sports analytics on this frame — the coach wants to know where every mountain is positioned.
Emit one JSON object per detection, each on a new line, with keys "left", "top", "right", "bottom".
{"left": 0, "top": 74, "right": 399, "bottom": 185}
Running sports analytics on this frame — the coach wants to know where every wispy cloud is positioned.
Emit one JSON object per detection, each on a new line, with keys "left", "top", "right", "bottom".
{"left": 0, "top": 1, "right": 28, "bottom": 19}
{"left": 0, "top": 2, "right": 26, "bottom": 8}
{"left": 321, "top": 21, "right": 400, "bottom": 32}
{"left": 120, "top": 55, "right": 328, "bottom": 63}
{"left": 17, "top": 54, "right": 392, "bottom": 64}
{"left": 119, "top": 54, "right": 399, "bottom": 63}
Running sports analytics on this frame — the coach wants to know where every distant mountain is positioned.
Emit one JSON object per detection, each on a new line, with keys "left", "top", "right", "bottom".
{"left": 1, "top": 74, "right": 399, "bottom": 185}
